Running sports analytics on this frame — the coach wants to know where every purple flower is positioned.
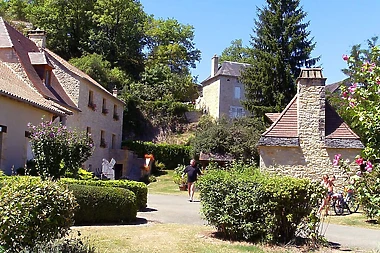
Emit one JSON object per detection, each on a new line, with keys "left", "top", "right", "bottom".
{"left": 342, "top": 54, "right": 349, "bottom": 61}
{"left": 356, "top": 171, "right": 362, "bottom": 176}
{"left": 333, "top": 154, "right": 341, "bottom": 166}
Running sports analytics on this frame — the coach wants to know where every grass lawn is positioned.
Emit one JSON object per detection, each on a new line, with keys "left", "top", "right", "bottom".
{"left": 148, "top": 170, "right": 200, "bottom": 199}
{"left": 74, "top": 223, "right": 336, "bottom": 253}
{"left": 324, "top": 211, "right": 380, "bottom": 230}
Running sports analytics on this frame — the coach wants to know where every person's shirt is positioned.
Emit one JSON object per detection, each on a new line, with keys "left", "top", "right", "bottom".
{"left": 183, "top": 165, "right": 201, "bottom": 181}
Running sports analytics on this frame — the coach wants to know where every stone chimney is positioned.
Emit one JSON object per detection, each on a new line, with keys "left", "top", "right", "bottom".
{"left": 211, "top": 54, "right": 219, "bottom": 77}
{"left": 296, "top": 68, "right": 327, "bottom": 160}
{"left": 112, "top": 86, "right": 118, "bottom": 97}
{"left": 27, "top": 29, "right": 46, "bottom": 48}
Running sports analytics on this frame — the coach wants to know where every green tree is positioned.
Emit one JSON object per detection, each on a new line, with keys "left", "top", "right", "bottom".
{"left": 220, "top": 39, "right": 251, "bottom": 63}
{"left": 29, "top": 0, "right": 95, "bottom": 59}
{"left": 144, "top": 17, "right": 201, "bottom": 75}
{"left": 69, "top": 53, "right": 129, "bottom": 90}
{"left": 89, "top": 0, "right": 146, "bottom": 80}
{"left": 190, "top": 116, "right": 266, "bottom": 163}
{"left": 241, "top": 0, "right": 319, "bottom": 118}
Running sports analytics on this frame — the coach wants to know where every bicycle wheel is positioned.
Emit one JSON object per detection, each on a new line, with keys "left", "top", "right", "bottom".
{"left": 347, "top": 195, "right": 359, "bottom": 213}
{"left": 334, "top": 199, "right": 344, "bottom": 215}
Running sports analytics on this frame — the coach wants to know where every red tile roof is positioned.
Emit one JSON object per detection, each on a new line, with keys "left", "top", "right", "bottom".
{"left": 262, "top": 95, "right": 361, "bottom": 140}
{"left": 0, "top": 61, "right": 69, "bottom": 115}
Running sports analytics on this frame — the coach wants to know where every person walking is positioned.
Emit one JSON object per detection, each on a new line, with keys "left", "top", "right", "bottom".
{"left": 182, "top": 159, "right": 202, "bottom": 202}
{"left": 318, "top": 174, "right": 334, "bottom": 215}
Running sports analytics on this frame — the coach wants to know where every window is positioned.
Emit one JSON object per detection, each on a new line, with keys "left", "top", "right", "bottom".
{"left": 100, "top": 130, "right": 106, "bottom": 148}
{"left": 44, "top": 70, "right": 51, "bottom": 86}
{"left": 102, "top": 98, "right": 108, "bottom": 114}
{"left": 234, "top": 86, "right": 241, "bottom": 99}
{"left": 113, "top": 104, "right": 119, "bottom": 120}
{"left": 229, "top": 106, "right": 245, "bottom": 118}
{"left": 88, "top": 91, "right": 96, "bottom": 111}
{"left": 111, "top": 134, "right": 116, "bottom": 149}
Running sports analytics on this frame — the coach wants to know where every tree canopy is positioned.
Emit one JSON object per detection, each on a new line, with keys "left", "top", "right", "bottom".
{"left": 220, "top": 39, "right": 251, "bottom": 63}
{"left": 240, "top": 0, "right": 319, "bottom": 118}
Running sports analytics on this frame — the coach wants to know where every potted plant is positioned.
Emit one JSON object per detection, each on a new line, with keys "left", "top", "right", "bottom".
{"left": 173, "top": 164, "right": 187, "bottom": 191}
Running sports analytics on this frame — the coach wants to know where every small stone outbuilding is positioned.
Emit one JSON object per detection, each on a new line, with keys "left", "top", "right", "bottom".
{"left": 257, "top": 68, "right": 364, "bottom": 183}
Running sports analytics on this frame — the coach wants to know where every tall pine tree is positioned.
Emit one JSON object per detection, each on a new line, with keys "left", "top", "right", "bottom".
{"left": 241, "top": 0, "right": 319, "bottom": 117}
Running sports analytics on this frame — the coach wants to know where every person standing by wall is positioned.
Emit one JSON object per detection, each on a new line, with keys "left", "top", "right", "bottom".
{"left": 182, "top": 159, "right": 202, "bottom": 202}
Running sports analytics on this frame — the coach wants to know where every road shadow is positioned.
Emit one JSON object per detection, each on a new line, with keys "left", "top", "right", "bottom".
{"left": 140, "top": 207, "right": 157, "bottom": 212}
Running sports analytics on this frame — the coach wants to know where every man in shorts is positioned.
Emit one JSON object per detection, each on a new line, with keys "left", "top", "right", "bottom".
{"left": 182, "top": 159, "right": 202, "bottom": 202}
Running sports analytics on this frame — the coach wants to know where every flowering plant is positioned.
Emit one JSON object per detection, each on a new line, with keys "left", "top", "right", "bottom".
{"left": 341, "top": 45, "right": 380, "bottom": 159}
{"left": 28, "top": 120, "right": 94, "bottom": 180}
{"left": 88, "top": 101, "right": 97, "bottom": 111}
{"left": 333, "top": 153, "right": 380, "bottom": 222}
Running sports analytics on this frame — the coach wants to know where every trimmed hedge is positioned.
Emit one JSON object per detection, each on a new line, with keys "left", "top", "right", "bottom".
{"left": 121, "top": 140, "right": 192, "bottom": 169}
{"left": 61, "top": 178, "right": 147, "bottom": 210}
{"left": 197, "top": 164, "right": 323, "bottom": 243}
{"left": 67, "top": 184, "right": 137, "bottom": 225}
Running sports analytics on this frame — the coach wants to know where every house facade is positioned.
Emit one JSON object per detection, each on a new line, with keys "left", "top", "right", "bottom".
{"left": 257, "top": 68, "right": 364, "bottom": 184}
{"left": 197, "top": 55, "right": 249, "bottom": 119}
{"left": 0, "top": 18, "right": 127, "bottom": 177}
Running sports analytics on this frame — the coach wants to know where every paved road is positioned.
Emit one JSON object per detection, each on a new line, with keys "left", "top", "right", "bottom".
{"left": 137, "top": 194, "right": 380, "bottom": 252}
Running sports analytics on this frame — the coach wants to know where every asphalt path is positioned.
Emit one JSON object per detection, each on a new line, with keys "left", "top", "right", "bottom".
{"left": 137, "top": 193, "right": 380, "bottom": 252}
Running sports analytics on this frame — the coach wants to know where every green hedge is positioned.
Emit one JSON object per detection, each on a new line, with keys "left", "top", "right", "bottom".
{"left": 0, "top": 176, "right": 77, "bottom": 251}
{"left": 67, "top": 184, "right": 137, "bottom": 225}
{"left": 61, "top": 178, "right": 147, "bottom": 210}
{"left": 121, "top": 140, "right": 192, "bottom": 169}
{"left": 197, "top": 164, "right": 323, "bottom": 244}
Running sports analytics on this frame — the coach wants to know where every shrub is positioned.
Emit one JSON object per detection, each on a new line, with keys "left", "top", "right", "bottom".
{"left": 61, "top": 178, "right": 147, "bottom": 210}
{"left": 121, "top": 140, "right": 192, "bottom": 169}
{"left": 28, "top": 121, "right": 94, "bottom": 180}
{"left": 0, "top": 176, "right": 77, "bottom": 251}
{"left": 173, "top": 164, "right": 187, "bottom": 185}
{"left": 197, "top": 163, "right": 323, "bottom": 244}
{"left": 67, "top": 184, "right": 137, "bottom": 224}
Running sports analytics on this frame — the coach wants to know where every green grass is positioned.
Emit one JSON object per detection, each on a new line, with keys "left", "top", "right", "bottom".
{"left": 148, "top": 170, "right": 200, "bottom": 198}
{"left": 325, "top": 211, "right": 380, "bottom": 230}
{"left": 74, "top": 224, "right": 321, "bottom": 253}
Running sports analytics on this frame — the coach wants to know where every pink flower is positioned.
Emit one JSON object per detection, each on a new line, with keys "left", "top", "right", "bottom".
{"left": 365, "top": 160, "right": 373, "bottom": 172}
{"left": 348, "top": 83, "right": 357, "bottom": 94}
{"left": 342, "top": 54, "right": 349, "bottom": 61}
{"left": 356, "top": 171, "right": 362, "bottom": 176}
{"left": 355, "top": 157, "right": 364, "bottom": 165}
{"left": 342, "top": 91, "right": 348, "bottom": 99}
{"left": 333, "top": 154, "right": 341, "bottom": 166}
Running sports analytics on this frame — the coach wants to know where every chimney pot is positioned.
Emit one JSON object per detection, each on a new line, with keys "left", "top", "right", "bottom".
{"left": 211, "top": 54, "right": 219, "bottom": 77}
{"left": 28, "top": 29, "right": 46, "bottom": 48}
{"left": 112, "top": 86, "right": 118, "bottom": 97}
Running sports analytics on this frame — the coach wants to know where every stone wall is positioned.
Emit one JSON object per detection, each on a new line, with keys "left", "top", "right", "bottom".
{"left": 202, "top": 79, "right": 220, "bottom": 118}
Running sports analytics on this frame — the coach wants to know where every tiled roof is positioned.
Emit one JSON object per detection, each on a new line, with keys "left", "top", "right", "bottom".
{"left": 1, "top": 18, "right": 77, "bottom": 110}
{"left": 201, "top": 61, "right": 250, "bottom": 84}
{"left": 262, "top": 95, "right": 361, "bottom": 140}
{"left": 265, "top": 113, "right": 281, "bottom": 123}
{"left": 0, "top": 61, "right": 70, "bottom": 115}
{"left": 46, "top": 49, "right": 124, "bottom": 104}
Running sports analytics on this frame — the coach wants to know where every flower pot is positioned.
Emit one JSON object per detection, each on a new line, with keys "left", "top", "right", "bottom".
{"left": 179, "top": 184, "right": 187, "bottom": 191}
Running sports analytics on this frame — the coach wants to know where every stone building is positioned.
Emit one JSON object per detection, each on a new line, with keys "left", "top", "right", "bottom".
{"left": 197, "top": 55, "right": 250, "bottom": 119}
{"left": 0, "top": 17, "right": 127, "bottom": 177}
{"left": 257, "top": 68, "right": 364, "bottom": 183}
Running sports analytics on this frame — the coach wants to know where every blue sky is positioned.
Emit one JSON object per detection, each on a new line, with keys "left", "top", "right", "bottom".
{"left": 140, "top": 0, "right": 380, "bottom": 85}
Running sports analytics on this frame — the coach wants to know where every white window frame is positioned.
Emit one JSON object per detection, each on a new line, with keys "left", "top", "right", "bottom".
{"left": 229, "top": 106, "right": 245, "bottom": 118}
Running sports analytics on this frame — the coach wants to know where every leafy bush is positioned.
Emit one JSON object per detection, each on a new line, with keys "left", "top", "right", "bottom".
{"left": 19, "top": 233, "right": 96, "bottom": 253}
{"left": 65, "top": 168, "right": 95, "bottom": 180}
{"left": 67, "top": 184, "right": 137, "bottom": 224}
{"left": 28, "top": 121, "right": 94, "bottom": 180}
{"left": 0, "top": 176, "right": 77, "bottom": 251}
{"left": 61, "top": 178, "right": 147, "bottom": 210}
{"left": 122, "top": 140, "right": 192, "bottom": 169}
{"left": 190, "top": 116, "right": 266, "bottom": 163}
{"left": 197, "top": 163, "right": 323, "bottom": 243}
{"left": 173, "top": 164, "right": 187, "bottom": 185}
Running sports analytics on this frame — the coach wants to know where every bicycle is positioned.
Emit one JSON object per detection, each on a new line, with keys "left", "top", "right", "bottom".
{"left": 332, "top": 188, "right": 359, "bottom": 215}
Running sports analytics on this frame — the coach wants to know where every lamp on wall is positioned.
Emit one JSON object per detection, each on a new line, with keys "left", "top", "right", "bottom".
{"left": 0, "top": 125, "right": 7, "bottom": 133}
